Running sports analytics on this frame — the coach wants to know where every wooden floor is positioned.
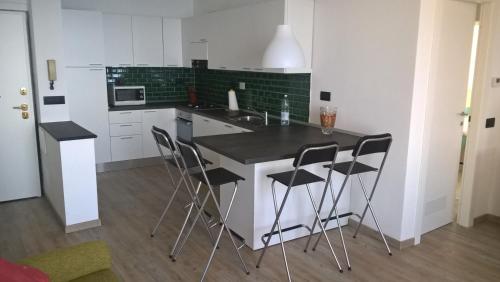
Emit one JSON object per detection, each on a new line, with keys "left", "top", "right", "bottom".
{"left": 1, "top": 165, "right": 500, "bottom": 281}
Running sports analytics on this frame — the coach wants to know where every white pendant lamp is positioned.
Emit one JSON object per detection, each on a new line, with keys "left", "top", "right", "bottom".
{"left": 262, "top": 0, "right": 305, "bottom": 69}
{"left": 262, "top": 24, "right": 305, "bottom": 68}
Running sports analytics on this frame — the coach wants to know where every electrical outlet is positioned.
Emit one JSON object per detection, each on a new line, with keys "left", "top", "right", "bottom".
{"left": 320, "top": 91, "right": 331, "bottom": 101}
{"left": 486, "top": 117, "right": 495, "bottom": 128}
{"left": 239, "top": 82, "right": 246, "bottom": 90}
{"left": 492, "top": 77, "right": 500, "bottom": 88}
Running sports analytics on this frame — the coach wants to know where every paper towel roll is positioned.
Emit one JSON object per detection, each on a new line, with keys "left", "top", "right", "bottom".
{"left": 228, "top": 89, "right": 239, "bottom": 111}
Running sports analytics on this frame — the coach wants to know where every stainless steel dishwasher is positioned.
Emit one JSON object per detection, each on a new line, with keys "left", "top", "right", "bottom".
{"left": 176, "top": 110, "right": 193, "bottom": 141}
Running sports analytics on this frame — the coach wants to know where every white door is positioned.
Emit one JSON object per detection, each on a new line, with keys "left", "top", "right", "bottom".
{"left": 132, "top": 16, "right": 164, "bottom": 67}
{"left": 421, "top": 0, "right": 477, "bottom": 234}
{"left": 66, "top": 68, "right": 111, "bottom": 164}
{"left": 163, "top": 18, "right": 183, "bottom": 67}
{"left": 0, "top": 11, "right": 41, "bottom": 202}
{"left": 103, "top": 14, "right": 134, "bottom": 67}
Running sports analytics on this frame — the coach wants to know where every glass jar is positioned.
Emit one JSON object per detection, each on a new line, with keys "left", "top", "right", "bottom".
{"left": 320, "top": 106, "right": 337, "bottom": 135}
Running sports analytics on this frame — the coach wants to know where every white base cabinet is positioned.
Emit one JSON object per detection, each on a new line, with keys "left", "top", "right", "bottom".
{"left": 109, "top": 109, "right": 176, "bottom": 162}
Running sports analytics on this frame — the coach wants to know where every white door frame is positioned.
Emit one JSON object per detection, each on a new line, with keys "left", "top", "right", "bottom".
{"left": 412, "top": 0, "right": 496, "bottom": 244}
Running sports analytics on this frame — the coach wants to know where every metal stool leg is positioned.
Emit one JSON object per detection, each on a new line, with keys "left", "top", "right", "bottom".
{"left": 303, "top": 180, "right": 330, "bottom": 252}
{"left": 256, "top": 181, "right": 292, "bottom": 271}
{"left": 171, "top": 183, "right": 212, "bottom": 260}
{"left": 201, "top": 182, "right": 249, "bottom": 281}
{"left": 305, "top": 184, "right": 343, "bottom": 273}
{"left": 328, "top": 182, "right": 351, "bottom": 270}
{"left": 355, "top": 174, "right": 392, "bottom": 255}
{"left": 270, "top": 181, "right": 291, "bottom": 281}
{"left": 150, "top": 175, "right": 185, "bottom": 237}
{"left": 311, "top": 175, "right": 349, "bottom": 251}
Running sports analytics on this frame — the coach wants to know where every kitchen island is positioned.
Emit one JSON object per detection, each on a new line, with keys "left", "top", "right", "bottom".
{"left": 193, "top": 121, "right": 362, "bottom": 250}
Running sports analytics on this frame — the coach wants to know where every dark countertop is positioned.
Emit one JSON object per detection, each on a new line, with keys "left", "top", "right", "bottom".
{"left": 193, "top": 125, "right": 363, "bottom": 165}
{"left": 39, "top": 121, "right": 97, "bottom": 141}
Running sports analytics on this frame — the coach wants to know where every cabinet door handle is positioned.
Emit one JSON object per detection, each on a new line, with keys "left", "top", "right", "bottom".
{"left": 89, "top": 68, "right": 103, "bottom": 71}
{"left": 219, "top": 66, "right": 227, "bottom": 69}
{"left": 166, "top": 64, "right": 178, "bottom": 67}
{"left": 119, "top": 64, "right": 131, "bottom": 66}
{"left": 224, "top": 124, "right": 233, "bottom": 128}
{"left": 119, "top": 112, "right": 132, "bottom": 115}
{"left": 119, "top": 124, "right": 132, "bottom": 127}
{"left": 254, "top": 68, "right": 264, "bottom": 71}
{"left": 242, "top": 67, "right": 251, "bottom": 70}
{"left": 203, "top": 119, "right": 210, "bottom": 122}
{"left": 137, "top": 64, "right": 149, "bottom": 66}
{"left": 89, "top": 63, "right": 102, "bottom": 66}
{"left": 144, "top": 110, "right": 157, "bottom": 113}
{"left": 120, "top": 136, "right": 133, "bottom": 140}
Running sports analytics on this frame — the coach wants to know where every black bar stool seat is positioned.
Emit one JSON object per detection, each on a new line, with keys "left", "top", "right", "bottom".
{"left": 192, "top": 167, "right": 245, "bottom": 186}
{"left": 267, "top": 169, "right": 324, "bottom": 187}
{"left": 324, "top": 162, "right": 378, "bottom": 175}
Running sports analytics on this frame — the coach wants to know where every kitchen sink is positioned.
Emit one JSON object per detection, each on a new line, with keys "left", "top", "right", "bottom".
{"left": 232, "top": 115, "right": 264, "bottom": 125}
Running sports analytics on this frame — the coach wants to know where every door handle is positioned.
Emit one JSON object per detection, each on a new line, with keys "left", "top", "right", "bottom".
{"left": 13, "top": 103, "right": 28, "bottom": 111}
{"left": 458, "top": 111, "right": 469, "bottom": 117}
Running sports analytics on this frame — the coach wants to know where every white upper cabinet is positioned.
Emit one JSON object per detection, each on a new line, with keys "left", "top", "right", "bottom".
{"left": 163, "top": 18, "right": 183, "bottom": 67}
{"left": 62, "top": 10, "right": 105, "bottom": 67}
{"left": 181, "top": 15, "right": 209, "bottom": 67}
{"left": 182, "top": 0, "right": 314, "bottom": 73}
{"left": 103, "top": 14, "right": 134, "bottom": 67}
{"left": 132, "top": 16, "right": 164, "bottom": 67}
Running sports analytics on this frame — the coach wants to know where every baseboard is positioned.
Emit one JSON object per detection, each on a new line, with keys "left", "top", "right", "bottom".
{"left": 473, "top": 214, "right": 500, "bottom": 225}
{"left": 96, "top": 157, "right": 163, "bottom": 173}
{"left": 347, "top": 218, "right": 414, "bottom": 250}
{"left": 65, "top": 219, "right": 101, "bottom": 233}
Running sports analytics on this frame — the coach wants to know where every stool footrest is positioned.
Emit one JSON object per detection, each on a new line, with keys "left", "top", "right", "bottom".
{"left": 260, "top": 212, "right": 353, "bottom": 245}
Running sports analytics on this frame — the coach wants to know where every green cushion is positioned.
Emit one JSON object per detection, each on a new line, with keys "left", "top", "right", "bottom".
{"left": 70, "top": 270, "right": 118, "bottom": 282}
{"left": 18, "top": 241, "right": 112, "bottom": 282}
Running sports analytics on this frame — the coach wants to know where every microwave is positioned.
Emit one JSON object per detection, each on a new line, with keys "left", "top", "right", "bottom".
{"left": 110, "top": 86, "right": 145, "bottom": 106}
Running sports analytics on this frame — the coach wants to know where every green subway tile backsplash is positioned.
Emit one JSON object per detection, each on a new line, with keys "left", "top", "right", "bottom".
{"left": 106, "top": 67, "right": 194, "bottom": 103}
{"left": 195, "top": 69, "right": 310, "bottom": 122}
{"left": 106, "top": 67, "right": 310, "bottom": 122}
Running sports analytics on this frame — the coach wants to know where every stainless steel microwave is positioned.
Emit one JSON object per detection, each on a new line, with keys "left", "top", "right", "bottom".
{"left": 110, "top": 86, "right": 145, "bottom": 106}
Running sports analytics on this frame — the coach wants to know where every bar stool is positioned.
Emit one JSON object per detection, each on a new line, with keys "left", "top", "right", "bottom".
{"left": 171, "top": 138, "right": 249, "bottom": 281}
{"left": 256, "top": 141, "right": 348, "bottom": 281}
{"left": 308, "top": 133, "right": 393, "bottom": 256}
{"left": 149, "top": 126, "right": 215, "bottom": 252}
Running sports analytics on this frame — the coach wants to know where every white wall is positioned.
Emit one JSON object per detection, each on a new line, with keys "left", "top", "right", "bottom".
{"left": 310, "top": 0, "right": 420, "bottom": 241}
{"left": 471, "top": 1, "right": 500, "bottom": 218}
{"left": 193, "top": 0, "right": 272, "bottom": 15}
{"left": 61, "top": 0, "right": 193, "bottom": 18}
{"left": 29, "top": 0, "right": 70, "bottom": 122}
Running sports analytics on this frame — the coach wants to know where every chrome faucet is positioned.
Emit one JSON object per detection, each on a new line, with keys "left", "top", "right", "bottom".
{"left": 247, "top": 107, "right": 269, "bottom": 126}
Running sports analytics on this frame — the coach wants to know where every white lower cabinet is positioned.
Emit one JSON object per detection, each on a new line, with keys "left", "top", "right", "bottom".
{"left": 111, "top": 135, "right": 143, "bottom": 161}
{"left": 109, "top": 108, "right": 176, "bottom": 162}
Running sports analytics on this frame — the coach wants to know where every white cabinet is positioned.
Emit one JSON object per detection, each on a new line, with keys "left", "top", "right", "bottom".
{"left": 66, "top": 68, "right": 111, "bottom": 164}
{"left": 111, "top": 135, "right": 143, "bottom": 162}
{"left": 181, "top": 15, "right": 209, "bottom": 67}
{"left": 108, "top": 109, "right": 176, "bottom": 161}
{"left": 182, "top": 0, "right": 314, "bottom": 73}
{"left": 103, "top": 14, "right": 134, "bottom": 67}
{"left": 163, "top": 18, "right": 183, "bottom": 67}
{"left": 132, "top": 16, "right": 164, "bottom": 67}
{"left": 62, "top": 10, "right": 105, "bottom": 67}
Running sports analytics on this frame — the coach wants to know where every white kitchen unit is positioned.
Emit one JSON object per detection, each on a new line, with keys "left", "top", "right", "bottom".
{"left": 132, "top": 16, "right": 164, "bottom": 67}
{"left": 109, "top": 109, "right": 176, "bottom": 162}
{"left": 39, "top": 124, "right": 101, "bottom": 233}
{"left": 181, "top": 14, "right": 210, "bottom": 66}
{"left": 182, "top": 0, "right": 314, "bottom": 73}
{"left": 103, "top": 14, "right": 134, "bottom": 67}
{"left": 163, "top": 18, "right": 183, "bottom": 67}
{"left": 66, "top": 68, "right": 111, "bottom": 163}
{"left": 62, "top": 9, "right": 105, "bottom": 68}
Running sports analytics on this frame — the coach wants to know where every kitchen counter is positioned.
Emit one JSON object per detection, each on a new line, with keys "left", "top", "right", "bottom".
{"left": 108, "top": 102, "right": 179, "bottom": 112}
{"left": 39, "top": 121, "right": 97, "bottom": 141}
{"left": 193, "top": 125, "right": 362, "bottom": 164}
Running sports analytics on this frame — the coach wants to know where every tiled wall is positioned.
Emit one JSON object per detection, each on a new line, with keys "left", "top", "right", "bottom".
{"left": 106, "top": 67, "right": 193, "bottom": 103}
{"left": 106, "top": 67, "right": 311, "bottom": 122}
{"left": 196, "top": 69, "right": 311, "bottom": 122}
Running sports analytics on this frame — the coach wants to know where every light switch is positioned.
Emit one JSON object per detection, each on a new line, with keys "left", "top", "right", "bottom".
{"left": 239, "top": 82, "right": 246, "bottom": 90}
{"left": 492, "top": 77, "right": 500, "bottom": 88}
